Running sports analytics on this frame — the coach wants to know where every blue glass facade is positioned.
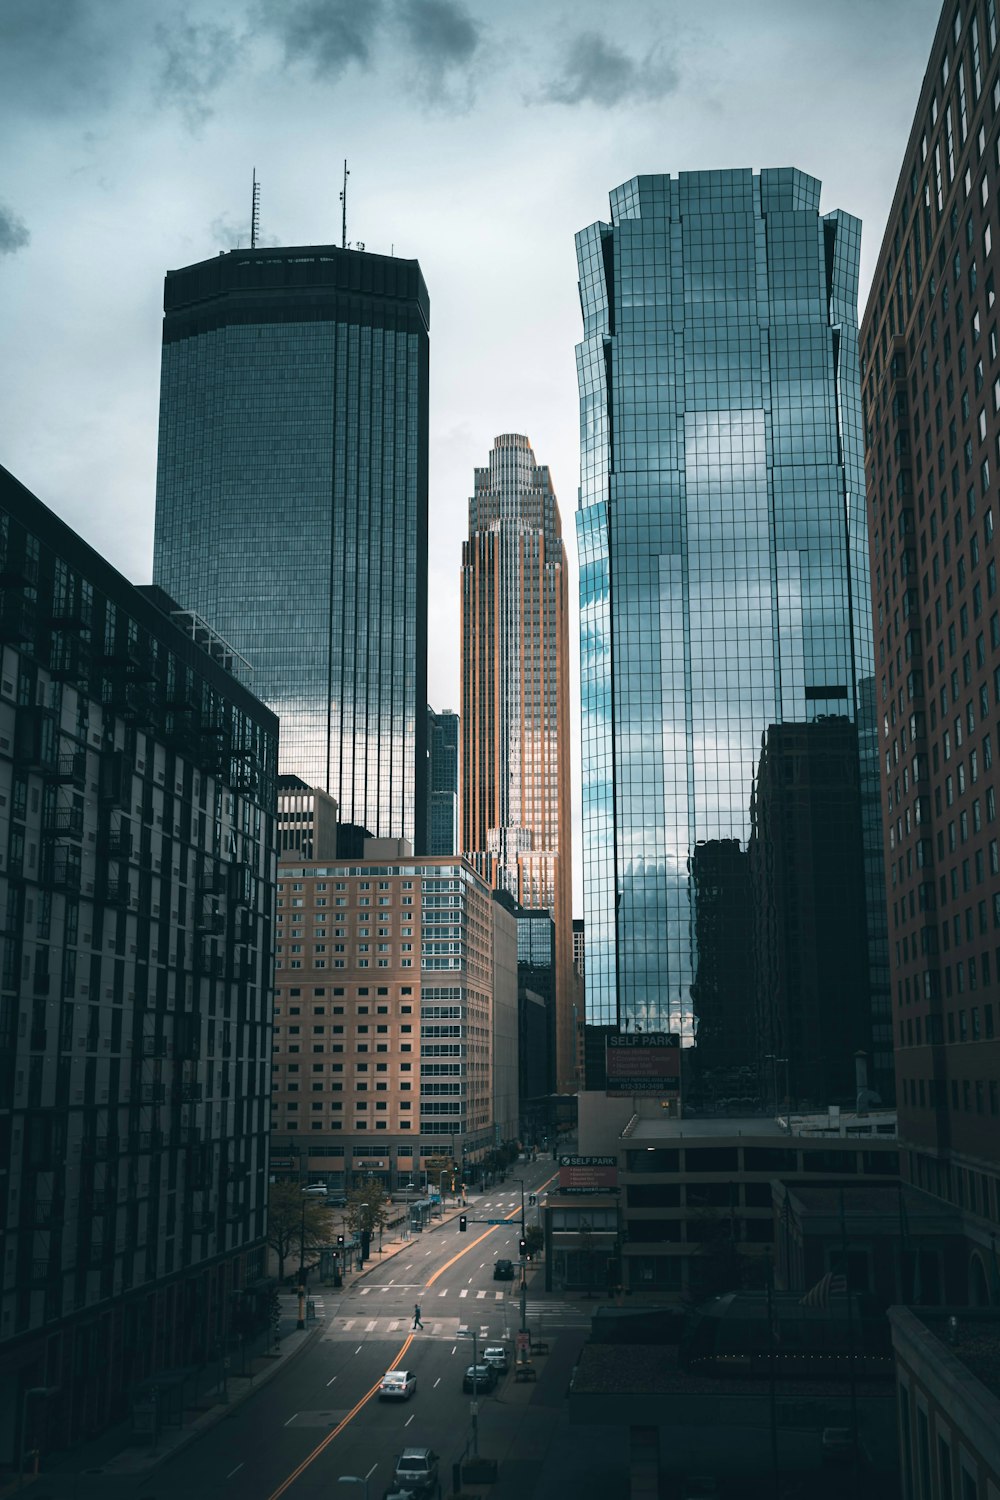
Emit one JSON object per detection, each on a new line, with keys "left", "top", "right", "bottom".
{"left": 153, "top": 246, "right": 429, "bottom": 848}
{"left": 576, "top": 170, "right": 890, "bottom": 1096}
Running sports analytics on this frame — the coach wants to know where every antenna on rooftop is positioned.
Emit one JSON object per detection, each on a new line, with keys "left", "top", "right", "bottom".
{"left": 251, "top": 168, "right": 261, "bottom": 250}
{"left": 340, "top": 159, "right": 349, "bottom": 249}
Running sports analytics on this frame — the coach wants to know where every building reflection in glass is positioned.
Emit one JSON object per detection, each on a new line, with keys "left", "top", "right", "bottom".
{"left": 575, "top": 169, "right": 892, "bottom": 1104}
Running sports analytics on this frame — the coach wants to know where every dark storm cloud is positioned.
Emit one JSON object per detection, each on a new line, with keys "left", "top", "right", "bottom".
{"left": 255, "top": 0, "right": 385, "bottom": 78}
{"left": 543, "top": 31, "right": 679, "bottom": 107}
{"left": 155, "top": 16, "right": 246, "bottom": 130}
{"left": 0, "top": 0, "right": 131, "bottom": 115}
{"left": 395, "top": 0, "right": 481, "bottom": 105}
{"left": 397, "top": 0, "right": 480, "bottom": 70}
{"left": 0, "top": 202, "right": 30, "bottom": 256}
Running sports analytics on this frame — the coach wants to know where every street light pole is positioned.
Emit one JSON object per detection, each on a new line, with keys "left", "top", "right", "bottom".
{"left": 296, "top": 1192, "right": 306, "bottom": 1330}
{"left": 458, "top": 1326, "right": 479, "bottom": 1457}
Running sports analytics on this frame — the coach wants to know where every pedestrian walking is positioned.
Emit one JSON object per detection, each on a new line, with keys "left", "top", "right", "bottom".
{"left": 412, "top": 1303, "right": 424, "bottom": 1330}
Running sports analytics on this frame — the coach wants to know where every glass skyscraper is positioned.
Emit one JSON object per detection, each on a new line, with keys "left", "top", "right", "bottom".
{"left": 576, "top": 169, "right": 891, "bottom": 1099}
{"left": 426, "top": 705, "right": 459, "bottom": 855}
{"left": 153, "top": 245, "right": 429, "bottom": 848}
{"left": 461, "top": 435, "right": 575, "bottom": 1091}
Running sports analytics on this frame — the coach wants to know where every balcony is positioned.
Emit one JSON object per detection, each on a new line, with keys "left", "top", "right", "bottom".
{"left": 199, "top": 867, "right": 228, "bottom": 896}
{"left": 47, "top": 847, "right": 82, "bottom": 892}
{"left": 102, "top": 877, "right": 133, "bottom": 908}
{"left": 48, "top": 631, "right": 92, "bottom": 687}
{"left": 30, "top": 1258, "right": 53, "bottom": 1284}
{"left": 178, "top": 1082, "right": 203, "bottom": 1103}
{"left": 44, "top": 802, "right": 84, "bottom": 840}
{"left": 196, "top": 912, "right": 225, "bottom": 936}
{"left": 141, "top": 1036, "right": 167, "bottom": 1058}
{"left": 14, "top": 707, "right": 57, "bottom": 771}
{"left": 47, "top": 749, "right": 87, "bottom": 787}
{"left": 0, "top": 589, "right": 38, "bottom": 644}
{"left": 101, "top": 821, "right": 133, "bottom": 859}
{"left": 27, "top": 1198, "right": 61, "bottom": 1227}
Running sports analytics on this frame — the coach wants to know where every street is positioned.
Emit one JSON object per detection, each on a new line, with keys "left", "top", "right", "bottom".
{"left": 33, "top": 1161, "right": 627, "bottom": 1500}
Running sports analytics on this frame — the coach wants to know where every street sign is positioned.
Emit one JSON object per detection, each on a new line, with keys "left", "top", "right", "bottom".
{"left": 480, "top": 1218, "right": 512, "bottom": 1225}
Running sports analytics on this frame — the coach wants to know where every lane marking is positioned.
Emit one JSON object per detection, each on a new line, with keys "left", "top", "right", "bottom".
{"left": 405, "top": 1413, "right": 415, "bottom": 1427}
{"left": 354, "top": 1345, "right": 363, "bottom": 1354}
{"left": 264, "top": 1332, "right": 415, "bottom": 1499}
{"left": 366, "top": 1320, "right": 376, "bottom": 1331}
{"left": 438, "top": 1289, "right": 448, "bottom": 1297}
{"left": 459, "top": 1290, "right": 467, "bottom": 1299}
{"left": 227, "top": 1463, "right": 244, "bottom": 1479}
{"left": 476, "top": 1291, "right": 486, "bottom": 1300}
{"left": 284, "top": 1414, "right": 298, "bottom": 1427}
{"left": 451, "top": 1345, "right": 457, "bottom": 1354}
{"left": 433, "top": 1377, "right": 441, "bottom": 1388}
{"left": 326, "top": 1375, "right": 338, "bottom": 1387}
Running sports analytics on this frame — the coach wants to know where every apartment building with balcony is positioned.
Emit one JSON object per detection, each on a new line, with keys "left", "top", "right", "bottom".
{"left": 0, "top": 465, "right": 278, "bottom": 1462}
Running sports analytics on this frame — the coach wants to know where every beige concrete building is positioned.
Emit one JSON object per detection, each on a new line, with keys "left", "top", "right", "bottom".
{"left": 270, "top": 851, "right": 498, "bottom": 1191}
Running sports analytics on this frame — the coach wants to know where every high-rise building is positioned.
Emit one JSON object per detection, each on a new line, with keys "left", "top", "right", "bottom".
{"left": 749, "top": 720, "right": 872, "bottom": 1107}
{"left": 277, "top": 773, "right": 339, "bottom": 862}
{"left": 426, "top": 706, "right": 459, "bottom": 856}
{"left": 576, "top": 170, "right": 891, "bottom": 1099}
{"left": 153, "top": 245, "right": 429, "bottom": 849}
{"left": 460, "top": 434, "right": 574, "bottom": 1091}
{"left": 861, "top": 0, "right": 1000, "bottom": 1276}
{"left": 0, "top": 465, "right": 277, "bottom": 1457}
{"left": 269, "top": 852, "right": 498, "bottom": 1192}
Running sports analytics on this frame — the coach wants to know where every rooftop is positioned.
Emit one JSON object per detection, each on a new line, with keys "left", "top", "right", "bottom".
{"left": 914, "top": 1312, "right": 1000, "bottom": 1401}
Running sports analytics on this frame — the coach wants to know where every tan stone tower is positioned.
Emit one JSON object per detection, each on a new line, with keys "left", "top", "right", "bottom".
{"left": 460, "top": 434, "right": 576, "bottom": 1095}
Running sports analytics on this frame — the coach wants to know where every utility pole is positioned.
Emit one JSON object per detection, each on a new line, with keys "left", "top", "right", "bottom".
{"left": 296, "top": 1193, "right": 306, "bottom": 1330}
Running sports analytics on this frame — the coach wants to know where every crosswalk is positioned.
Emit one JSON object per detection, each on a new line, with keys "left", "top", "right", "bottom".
{"left": 355, "top": 1285, "right": 508, "bottom": 1301}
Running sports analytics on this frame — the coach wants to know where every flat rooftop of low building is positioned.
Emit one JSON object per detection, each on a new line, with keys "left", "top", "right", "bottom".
{"left": 786, "top": 1183, "right": 952, "bottom": 1220}
{"left": 625, "top": 1113, "right": 897, "bottom": 1144}
{"left": 571, "top": 1341, "right": 891, "bottom": 1398}
{"left": 912, "top": 1312, "right": 1000, "bottom": 1399}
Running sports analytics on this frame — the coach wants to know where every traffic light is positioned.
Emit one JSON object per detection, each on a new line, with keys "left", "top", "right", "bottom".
{"left": 519, "top": 1237, "right": 527, "bottom": 1258}
{"left": 459, "top": 1214, "right": 467, "bottom": 1233}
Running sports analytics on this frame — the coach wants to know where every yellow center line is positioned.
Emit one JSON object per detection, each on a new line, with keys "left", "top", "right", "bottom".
{"left": 266, "top": 1332, "right": 415, "bottom": 1500}
{"left": 265, "top": 1169, "right": 559, "bottom": 1497}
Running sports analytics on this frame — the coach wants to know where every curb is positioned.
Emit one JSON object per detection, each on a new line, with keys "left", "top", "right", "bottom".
{"left": 95, "top": 1316, "right": 327, "bottom": 1477}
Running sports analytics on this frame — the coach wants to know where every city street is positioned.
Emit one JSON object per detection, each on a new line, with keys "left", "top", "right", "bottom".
{"left": 31, "top": 1160, "right": 627, "bottom": 1500}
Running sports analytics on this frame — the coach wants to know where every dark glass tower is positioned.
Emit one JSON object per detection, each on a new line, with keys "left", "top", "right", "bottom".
{"left": 576, "top": 169, "right": 891, "bottom": 1102}
{"left": 153, "top": 245, "right": 429, "bottom": 848}
{"left": 426, "top": 705, "right": 459, "bottom": 855}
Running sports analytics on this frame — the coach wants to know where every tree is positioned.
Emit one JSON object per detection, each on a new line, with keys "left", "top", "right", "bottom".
{"left": 524, "top": 1225, "right": 544, "bottom": 1259}
{"left": 345, "top": 1176, "right": 390, "bottom": 1243}
{"left": 267, "top": 1183, "right": 331, "bottom": 1282}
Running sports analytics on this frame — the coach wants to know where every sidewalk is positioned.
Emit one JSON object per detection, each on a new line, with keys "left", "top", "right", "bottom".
{"left": 3, "top": 1196, "right": 475, "bottom": 1493}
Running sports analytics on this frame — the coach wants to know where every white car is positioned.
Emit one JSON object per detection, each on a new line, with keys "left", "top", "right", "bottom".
{"left": 379, "top": 1368, "right": 417, "bottom": 1401}
{"left": 482, "top": 1345, "right": 509, "bottom": 1373}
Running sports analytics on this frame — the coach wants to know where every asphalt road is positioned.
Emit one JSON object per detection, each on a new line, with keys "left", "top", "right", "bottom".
{"left": 35, "top": 1161, "right": 633, "bottom": 1500}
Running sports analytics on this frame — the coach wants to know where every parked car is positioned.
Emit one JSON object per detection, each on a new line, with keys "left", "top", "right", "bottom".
{"left": 493, "top": 1258, "right": 514, "bottom": 1281}
{"left": 379, "top": 1368, "right": 417, "bottom": 1400}
{"left": 393, "top": 1447, "right": 439, "bottom": 1494}
{"left": 301, "top": 1184, "right": 328, "bottom": 1196}
{"left": 462, "top": 1363, "right": 497, "bottom": 1393}
{"left": 482, "top": 1345, "right": 509, "bottom": 1373}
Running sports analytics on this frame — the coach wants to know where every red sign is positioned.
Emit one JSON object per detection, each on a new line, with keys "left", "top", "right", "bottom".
{"left": 606, "top": 1032, "right": 681, "bottom": 1094}
{"left": 558, "top": 1155, "right": 619, "bottom": 1193}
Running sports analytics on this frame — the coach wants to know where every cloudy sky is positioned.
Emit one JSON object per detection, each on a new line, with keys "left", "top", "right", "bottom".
{"left": 0, "top": 0, "right": 940, "bottom": 904}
